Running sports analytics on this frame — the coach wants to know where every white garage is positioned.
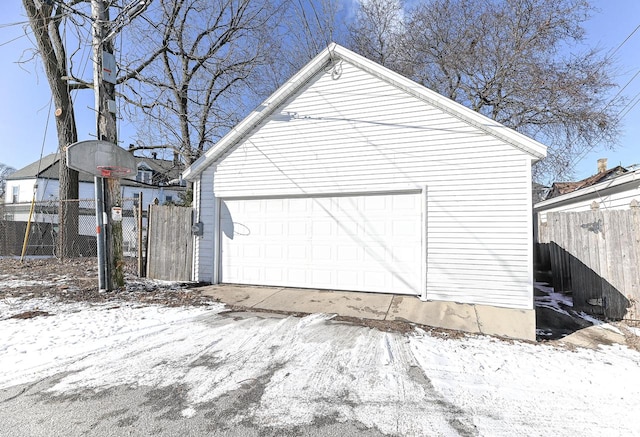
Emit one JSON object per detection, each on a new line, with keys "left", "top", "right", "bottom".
{"left": 183, "top": 42, "right": 546, "bottom": 329}
{"left": 219, "top": 192, "right": 424, "bottom": 294}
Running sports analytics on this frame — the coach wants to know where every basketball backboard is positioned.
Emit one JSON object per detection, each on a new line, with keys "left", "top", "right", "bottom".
{"left": 66, "top": 140, "right": 137, "bottom": 179}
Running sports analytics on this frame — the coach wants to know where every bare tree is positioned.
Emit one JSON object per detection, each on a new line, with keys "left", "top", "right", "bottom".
{"left": 22, "top": 0, "right": 81, "bottom": 258}
{"left": 119, "top": 0, "right": 286, "bottom": 165}
{"left": 0, "top": 164, "right": 16, "bottom": 198}
{"left": 347, "top": 0, "right": 622, "bottom": 183}
{"left": 269, "top": 0, "right": 347, "bottom": 84}
{"left": 347, "top": 0, "right": 405, "bottom": 71}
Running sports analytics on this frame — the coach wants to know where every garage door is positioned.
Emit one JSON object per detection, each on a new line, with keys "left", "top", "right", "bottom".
{"left": 219, "top": 192, "right": 423, "bottom": 295}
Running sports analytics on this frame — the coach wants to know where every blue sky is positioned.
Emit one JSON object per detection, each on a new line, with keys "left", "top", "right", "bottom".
{"left": 1, "top": 0, "right": 638, "bottom": 182}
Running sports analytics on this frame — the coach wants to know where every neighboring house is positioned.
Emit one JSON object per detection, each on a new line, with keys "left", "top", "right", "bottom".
{"left": 532, "top": 183, "right": 550, "bottom": 204}
{"left": 534, "top": 159, "right": 639, "bottom": 222}
{"left": 3, "top": 151, "right": 186, "bottom": 251}
{"left": 183, "top": 43, "right": 547, "bottom": 339}
{"left": 533, "top": 159, "right": 640, "bottom": 320}
{"left": 4, "top": 152, "right": 185, "bottom": 210}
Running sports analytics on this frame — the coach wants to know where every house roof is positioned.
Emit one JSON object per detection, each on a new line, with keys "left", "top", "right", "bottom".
{"left": 535, "top": 166, "right": 640, "bottom": 210}
{"left": 8, "top": 152, "right": 184, "bottom": 187}
{"left": 183, "top": 42, "right": 548, "bottom": 181}
{"left": 544, "top": 166, "right": 628, "bottom": 199}
{"left": 7, "top": 154, "right": 60, "bottom": 181}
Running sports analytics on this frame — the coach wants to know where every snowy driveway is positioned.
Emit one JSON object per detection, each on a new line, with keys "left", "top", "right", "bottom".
{"left": 1, "top": 298, "right": 639, "bottom": 436}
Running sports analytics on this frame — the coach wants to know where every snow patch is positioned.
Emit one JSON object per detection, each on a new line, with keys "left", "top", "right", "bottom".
{"left": 0, "top": 279, "right": 59, "bottom": 289}
{"left": 181, "top": 407, "right": 196, "bottom": 418}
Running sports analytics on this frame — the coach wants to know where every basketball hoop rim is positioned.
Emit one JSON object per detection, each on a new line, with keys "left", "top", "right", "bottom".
{"left": 96, "top": 165, "right": 133, "bottom": 179}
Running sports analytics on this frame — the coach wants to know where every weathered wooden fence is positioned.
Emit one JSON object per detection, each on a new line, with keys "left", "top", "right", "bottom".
{"left": 146, "top": 205, "right": 193, "bottom": 281}
{"left": 536, "top": 209, "right": 640, "bottom": 321}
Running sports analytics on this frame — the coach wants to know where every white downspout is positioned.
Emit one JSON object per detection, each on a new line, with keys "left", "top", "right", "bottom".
{"left": 213, "top": 196, "right": 221, "bottom": 284}
{"left": 420, "top": 185, "right": 428, "bottom": 301}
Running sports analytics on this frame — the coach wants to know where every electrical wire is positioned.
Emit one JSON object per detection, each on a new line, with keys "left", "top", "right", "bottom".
{"left": 20, "top": 96, "right": 54, "bottom": 262}
{"left": 605, "top": 23, "right": 640, "bottom": 62}
{"left": 0, "top": 21, "right": 31, "bottom": 29}
{"left": 562, "top": 65, "right": 640, "bottom": 178}
{"left": 554, "top": 20, "right": 640, "bottom": 180}
{"left": 0, "top": 32, "right": 31, "bottom": 48}
{"left": 616, "top": 89, "right": 640, "bottom": 121}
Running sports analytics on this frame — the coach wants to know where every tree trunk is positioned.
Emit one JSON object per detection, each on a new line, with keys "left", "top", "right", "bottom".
{"left": 22, "top": 0, "right": 79, "bottom": 259}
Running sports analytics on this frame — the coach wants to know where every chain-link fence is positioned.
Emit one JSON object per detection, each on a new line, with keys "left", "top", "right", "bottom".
{"left": 0, "top": 198, "right": 143, "bottom": 258}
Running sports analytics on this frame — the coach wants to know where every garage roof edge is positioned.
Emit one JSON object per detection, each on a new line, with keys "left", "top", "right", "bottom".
{"left": 182, "top": 43, "right": 547, "bottom": 181}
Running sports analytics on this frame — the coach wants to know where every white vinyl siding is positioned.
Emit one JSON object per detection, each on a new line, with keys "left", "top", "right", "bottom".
{"left": 5, "top": 179, "right": 36, "bottom": 204}
{"left": 536, "top": 184, "right": 640, "bottom": 223}
{"left": 205, "top": 61, "right": 533, "bottom": 309}
{"left": 192, "top": 167, "right": 216, "bottom": 283}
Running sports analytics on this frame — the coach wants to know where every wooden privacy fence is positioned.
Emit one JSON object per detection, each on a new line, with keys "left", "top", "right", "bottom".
{"left": 146, "top": 205, "right": 193, "bottom": 281}
{"left": 536, "top": 209, "right": 640, "bottom": 321}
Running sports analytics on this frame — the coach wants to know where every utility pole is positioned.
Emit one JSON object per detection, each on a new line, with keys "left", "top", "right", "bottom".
{"left": 92, "top": 0, "right": 124, "bottom": 289}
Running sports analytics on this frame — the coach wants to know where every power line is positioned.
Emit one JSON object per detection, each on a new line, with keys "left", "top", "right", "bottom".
{"left": 0, "top": 20, "right": 31, "bottom": 29}
{"left": 603, "top": 68, "right": 640, "bottom": 112}
{"left": 0, "top": 32, "right": 31, "bottom": 48}
{"left": 563, "top": 65, "right": 640, "bottom": 176}
{"left": 605, "top": 23, "right": 640, "bottom": 61}
{"left": 617, "top": 89, "right": 640, "bottom": 121}
{"left": 557, "top": 22, "right": 640, "bottom": 179}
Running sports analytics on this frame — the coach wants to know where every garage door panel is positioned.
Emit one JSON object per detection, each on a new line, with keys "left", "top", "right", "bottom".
{"left": 312, "top": 245, "right": 332, "bottom": 260}
{"left": 311, "top": 269, "right": 333, "bottom": 286}
{"left": 287, "top": 268, "right": 308, "bottom": 284}
{"left": 264, "top": 268, "right": 283, "bottom": 282}
{"left": 364, "top": 270, "right": 386, "bottom": 287}
{"left": 265, "top": 245, "right": 283, "bottom": 259}
{"left": 220, "top": 193, "right": 422, "bottom": 294}
{"left": 265, "top": 222, "right": 284, "bottom": 236}
{"left": 312, "top": 220, "right": 333, "bottom": 237}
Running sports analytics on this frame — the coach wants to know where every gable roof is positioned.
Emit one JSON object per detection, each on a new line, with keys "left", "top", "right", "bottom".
{"left": 545, "top": 166, "right": 628, "bottom": 200}
{"left": 183, "top": 43, "right": 547, "bottom": 181}
{"left": 9, "top": 152, "right": 184, "bottom": 187}
{"left": 7, "top": 154, "right": 60, "bottom": 181}
{"left": 534, "top": 165, "right": 639, "bottom": 210}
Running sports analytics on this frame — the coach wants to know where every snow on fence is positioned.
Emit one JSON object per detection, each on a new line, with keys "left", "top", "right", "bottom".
{"left": 536, "top": 209, "right": 640, "bottom": 321}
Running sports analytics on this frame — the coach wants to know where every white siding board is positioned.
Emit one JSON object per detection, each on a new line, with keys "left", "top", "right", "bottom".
{"left": 191, "top": 177, "right": 202, "bottom": 281}
{"left": 217, "top": 175, "right": 529, "bottom": 193}
{"left": 6, "top": 179, "right": 40, "bottom": 203}
{"left": 537, "top": 185, "right": 640, "bottom": 223}
{"left": 193, "top": 167, "right": 216, "bottom": 282}
{"left": 213, "top": 154, "right": 525, "bottom": 172}
{"left": 206, "top": 60, "right": 534, "bottom": 309}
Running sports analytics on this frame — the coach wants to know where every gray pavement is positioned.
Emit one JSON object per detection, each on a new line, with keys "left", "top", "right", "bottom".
{"left": 0, "top": 373, "right": 388, "bottom": 437}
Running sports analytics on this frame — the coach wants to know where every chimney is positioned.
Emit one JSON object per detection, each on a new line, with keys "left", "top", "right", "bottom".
{"left": 151, "top": 152, "right": 157, "bottom": 160}
{"left": 173, "top": 151, "right": 179, "bottom": 165}
{"left": 597, "top": 158, "right": 607, "bottom": 174}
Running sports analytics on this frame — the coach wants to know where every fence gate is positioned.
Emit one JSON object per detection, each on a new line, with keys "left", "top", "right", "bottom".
{"left": 146, "top": 205, "right": 193, "bottom": 281}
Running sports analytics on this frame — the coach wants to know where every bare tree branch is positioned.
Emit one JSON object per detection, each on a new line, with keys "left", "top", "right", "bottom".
{"left": 347, "top": 0, "right": 623, "bottom": 183}
{"left": 120, "top": 0, "right": 284, "bottom": 165}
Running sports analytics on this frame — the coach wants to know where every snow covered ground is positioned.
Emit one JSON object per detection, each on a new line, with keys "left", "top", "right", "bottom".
{"left": 1, "top": 294, "right": 639, "bottom": 436}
